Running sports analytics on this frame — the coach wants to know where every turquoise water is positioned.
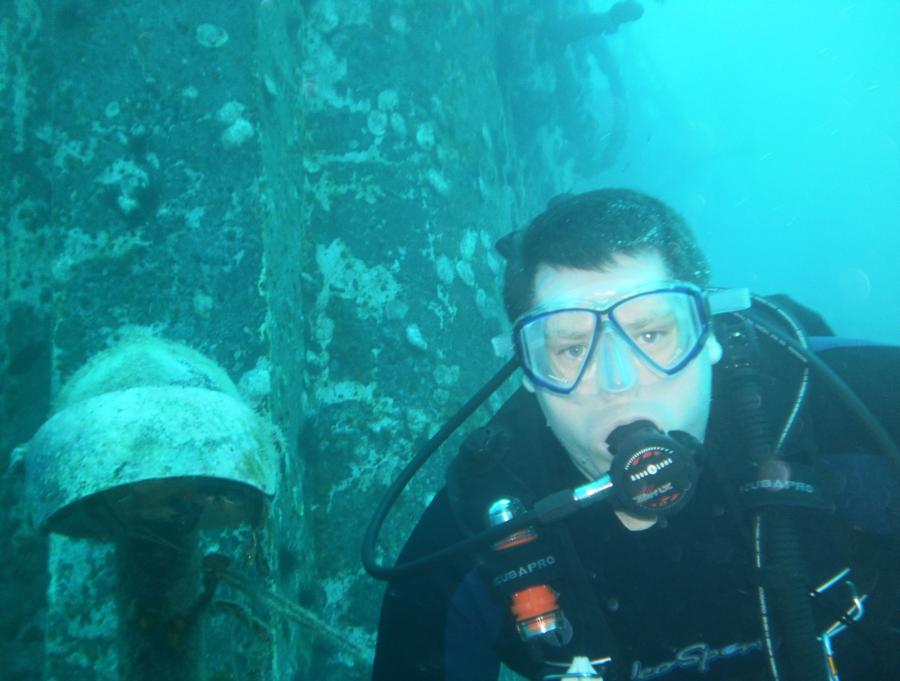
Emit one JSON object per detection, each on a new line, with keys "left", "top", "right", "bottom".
{"left": 590, "top": 0, "right": 900, "bottom": 343}
{"left": 3, "top": 2, "right": 898, "bottom": 679}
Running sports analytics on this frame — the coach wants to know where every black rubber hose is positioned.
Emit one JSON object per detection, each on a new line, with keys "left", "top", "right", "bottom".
{"left": 722, "top": 316, "right": 828, "bottom": 681}
{"left": 763, "top": 509, "right": 830, "bottom": 681}
{"left": 731, "top": 379, "right": 774, "bottom": 463}
{"left": 718, "top": 316, "right": 774, "bottom": 463}
{"left": 362, "top": 358, "right": 520, "bottom": 579}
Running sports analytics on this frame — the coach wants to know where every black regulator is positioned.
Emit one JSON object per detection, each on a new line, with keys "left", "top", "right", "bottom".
{"left": 605, "top": 421, "right": 701, "bottom": 517}
{"left": 362, "top": 405, "right": 703, "bottom": 581}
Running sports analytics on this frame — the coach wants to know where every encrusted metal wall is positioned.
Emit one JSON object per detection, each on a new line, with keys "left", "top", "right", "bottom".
{"left": 1, "top": 0, "right": 620, "bottom": 678}
{"left": 2, "top": 1, "right": 56, "bottom": 677}
{"left": 295, "top": 3, "right": 518, "bottom": 676}
{"left": 2, "top": 0, "right": 311, "bottom": 678}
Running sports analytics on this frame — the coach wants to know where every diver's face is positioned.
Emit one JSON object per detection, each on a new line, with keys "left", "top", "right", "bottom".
{"left": 524, "top": 251, "right": 722, "bottom": 479}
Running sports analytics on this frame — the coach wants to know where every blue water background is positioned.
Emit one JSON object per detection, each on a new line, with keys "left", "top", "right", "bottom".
{"left": 589, "top": 1, "right": 899, "bottom": 343}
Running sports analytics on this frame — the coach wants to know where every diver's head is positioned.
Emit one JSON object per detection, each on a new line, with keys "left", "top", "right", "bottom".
{"left": 501, "top": 190, "right": 721, "bottom": 479}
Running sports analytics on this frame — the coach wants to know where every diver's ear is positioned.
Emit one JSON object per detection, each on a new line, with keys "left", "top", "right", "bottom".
{"left": 522, "top": 375, "right": 536, "bottom": 393}
{"left": 707, "top": 334, "right": 723, "bottom": 365}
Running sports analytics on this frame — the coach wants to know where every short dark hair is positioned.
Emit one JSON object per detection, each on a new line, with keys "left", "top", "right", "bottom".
{"left": 502, "top": 188, "right": 711, "bottom": 322}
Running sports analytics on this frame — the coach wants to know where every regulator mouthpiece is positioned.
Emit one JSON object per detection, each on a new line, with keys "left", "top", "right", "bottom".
{"left": 606, "top": 421, "right": 701, "bottom": 517}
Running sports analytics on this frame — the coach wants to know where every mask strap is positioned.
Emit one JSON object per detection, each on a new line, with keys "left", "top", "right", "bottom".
{"left": 709, "top": 287, "right": 751, "bottom": 315}
{"left": 492, "top": 333, "right": 515, "bottom": 357}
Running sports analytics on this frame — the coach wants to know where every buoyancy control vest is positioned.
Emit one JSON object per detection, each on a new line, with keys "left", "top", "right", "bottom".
{"left": 444, "top": 296, "right": 900, "bottom": 681}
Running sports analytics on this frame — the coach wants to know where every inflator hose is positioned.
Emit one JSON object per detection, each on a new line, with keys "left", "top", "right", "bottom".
{"left": 724, "top": 312, "right": 828, "bottom": 681}
{"left": 764, "top": 509, "right": 829, "bottom": 681}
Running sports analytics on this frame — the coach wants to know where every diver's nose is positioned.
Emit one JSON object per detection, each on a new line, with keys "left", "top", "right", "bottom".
{"left": 594, "top": 325, "right": 638, "bottom": 393}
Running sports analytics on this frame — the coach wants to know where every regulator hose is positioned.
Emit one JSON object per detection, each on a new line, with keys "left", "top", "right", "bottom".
{"left": 362, "top": 358, "right": 521, "bottom": 579}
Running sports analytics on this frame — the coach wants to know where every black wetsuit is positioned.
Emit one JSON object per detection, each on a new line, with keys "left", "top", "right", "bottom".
{"left": 372, "top": 336, "right": 900, "bottom": 681}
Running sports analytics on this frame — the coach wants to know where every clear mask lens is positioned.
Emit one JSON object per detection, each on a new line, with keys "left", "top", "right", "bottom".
{"left": 517, "top": 289, "right": 707, "bottom": 393}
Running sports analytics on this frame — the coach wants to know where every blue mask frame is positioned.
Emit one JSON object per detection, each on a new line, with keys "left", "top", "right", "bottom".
{"left": 512, "top": 283, "right": 712, "bottom": 395}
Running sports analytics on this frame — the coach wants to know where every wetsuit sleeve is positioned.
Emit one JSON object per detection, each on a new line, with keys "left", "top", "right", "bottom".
{"left": 445, "top": 569, "right": 505, "bottom": 681}
{"left": 825, "top": 453, "right": 900, "bottom": 536}
{"left": 372, "top": 489, "right": 502, "bottom": 681}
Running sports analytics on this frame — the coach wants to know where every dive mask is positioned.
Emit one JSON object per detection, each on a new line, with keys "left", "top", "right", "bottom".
{"left": 499, "top": 284, "right": 750, "bottom": 394}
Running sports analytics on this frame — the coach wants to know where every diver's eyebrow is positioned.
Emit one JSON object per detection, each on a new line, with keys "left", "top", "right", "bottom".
{"left": 544, "top": 317, "right": 595, "bottom": 337}
{"left": 618, "top": 310, "right": 676, "bottom": 329}
{"left": 547, "top": 328, "right": 593, "bottom": 341}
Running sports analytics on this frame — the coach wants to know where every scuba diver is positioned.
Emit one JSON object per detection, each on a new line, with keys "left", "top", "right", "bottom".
{"left": 366, "top": 189, "right": 900, "bottom": 680}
